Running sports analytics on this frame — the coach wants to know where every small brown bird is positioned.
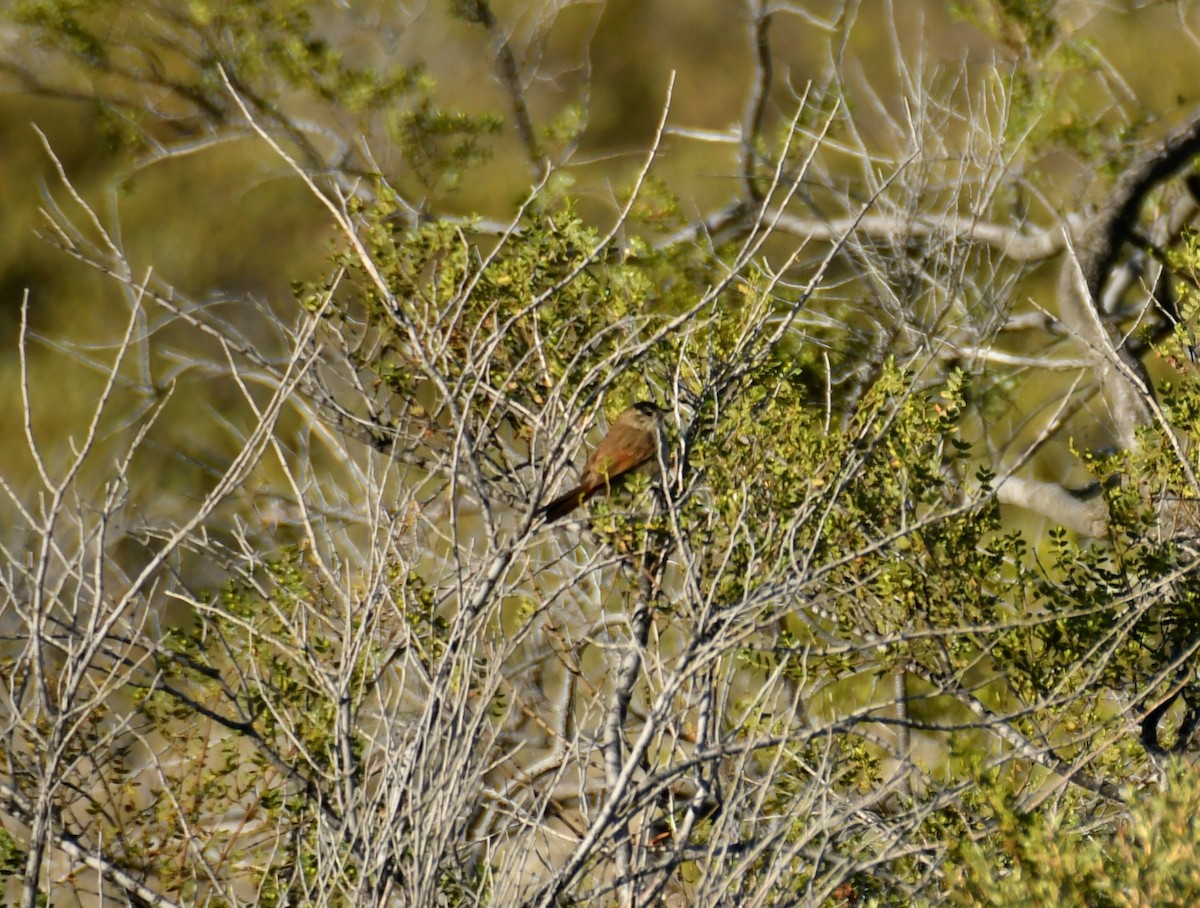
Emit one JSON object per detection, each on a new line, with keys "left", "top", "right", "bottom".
{"left": 537, "top": 402, "right": 664, "bottom": 522}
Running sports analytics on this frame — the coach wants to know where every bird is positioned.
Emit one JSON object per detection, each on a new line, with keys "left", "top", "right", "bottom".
{"left": 537, "top": 402, "right": 664, "bottom": 523}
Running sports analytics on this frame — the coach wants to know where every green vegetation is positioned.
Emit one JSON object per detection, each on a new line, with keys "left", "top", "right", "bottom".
{"left": 2, "top": 1, "right": 1200, "bottom": 905}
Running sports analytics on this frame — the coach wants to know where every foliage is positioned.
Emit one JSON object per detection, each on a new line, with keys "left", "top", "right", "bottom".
{"left": 949, "top": 761, "right": 1200, "bottom": 908}
{"left": 4, "top": 0, "right": 1200, "bottom": 906}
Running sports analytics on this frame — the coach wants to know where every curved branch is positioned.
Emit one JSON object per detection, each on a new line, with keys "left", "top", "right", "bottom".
{"left": 993, "top": 476, "right": 1109, "bottom": 537}
{"left": 1077, "top": 108, "right": 1200, "bottom": 302}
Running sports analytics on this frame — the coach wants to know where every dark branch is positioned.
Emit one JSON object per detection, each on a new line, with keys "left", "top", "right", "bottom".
{"left": 463, "top": 0, "right": 546, "bottom": 177}
{"left": 741, "top": 1, "right": 774, "bottom": 202}
{"left": 1077, "top": 109, "right": 1200, "bottom": 303}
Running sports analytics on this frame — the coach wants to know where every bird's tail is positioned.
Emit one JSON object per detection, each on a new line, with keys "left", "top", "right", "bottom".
{"left": 536, "top": 485, "right": 589, "bottom": 523}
